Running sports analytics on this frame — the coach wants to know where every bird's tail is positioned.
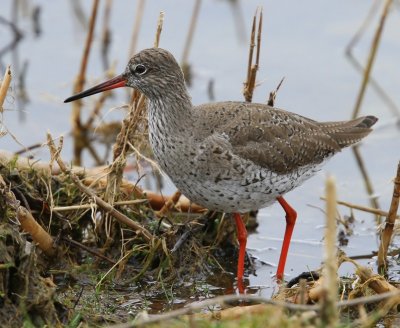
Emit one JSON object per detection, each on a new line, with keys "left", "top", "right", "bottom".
{"left": 318, "top": 115, "right": 378, "bottom": 148}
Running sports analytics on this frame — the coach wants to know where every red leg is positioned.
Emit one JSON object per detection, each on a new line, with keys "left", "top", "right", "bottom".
{"left": 276, "top": 196, "right": 297, "bottom": 281}
{"left": 234, "top": 213, "right": 247, "bottom": 287}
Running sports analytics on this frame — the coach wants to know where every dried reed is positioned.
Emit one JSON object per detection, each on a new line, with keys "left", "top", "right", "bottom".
{"left": 345, "top": 0, "right": 400, "bottom": 119}
{"left": 71, "top": 0, "right": 99, "bottom": 165}
{"left": 0, "top": 65, "right": 12, "bottom": 113}
{"left": 350, "top": 0, "right": 393, "bottom": 217}
{"left": 102, "top": 12, "right": 164, "bottom": 242}
{"left": 320, "top": 176, "right": 338, "bottom": 326}
{"left": 243, "top": 8, "right": 262, "bottom": 103}
{"left": 0, "top": 174, "right": 55, "bottom": 257}
{"left": 377, "top": 161, "right": 400, "bottom": 273}
{"left": 46, "top": 133, "right": 153, "bottom": 242}
{"left": 181, "top": 0, "right": 202, "bottom": 84}
{"left": 351, "top": 0, "right": 393, "bottom": 119}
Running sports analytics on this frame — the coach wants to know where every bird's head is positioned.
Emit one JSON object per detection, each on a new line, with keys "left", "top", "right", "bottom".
{"left": 64, "top": 48, "right": 184, "bottom": 103}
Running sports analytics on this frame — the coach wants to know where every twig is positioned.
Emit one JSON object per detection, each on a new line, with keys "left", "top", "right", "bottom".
{"left": 346, "top": 0, "right": 400, "bottom": 119}
{"left": 181, "top": 0, "right": 202, "bottom": 64}
{"left": 243, "top": 8, "right": 262, "bottom": 102}
{"left": 320, "top": 197, "right": 394, "bottom": 218}
{"left": 156, "top": 190, "right": 181, "bottom": 216}
{"left": 352, "top": 146, "right": 380, "bottom": 216}
{"left": 127, "top": 0, "right": 146, "bottom": 58}
{"left": 377, "top": 161, "right": 400, "bottom": 273}
{"left": 321, "top": 176, "right": 338, "bottom": 326}
{"left": 53, "top": 199, "right": 147, "bottom": 212}
{"left": 14, "top": 142, "right": 42, "bottom": 155}
{"left": 46, "top": 133, "right": 153, "bottom": 242}
{"left": 108, "top": 291, "right": 400, "bottom": 328}
{"left": 0, "top": 65, "right": 12, "bottom": 112}
{"left": 349, "top": 0, "right": 392, "bottom": 216}
{"left": 267, "top": 77, "right": 285, "bottom": 107}
{"left": 83, "top": 85, "right": 112, "bottom": 130}
{"left": 17, "top": 206, "right": 56, "bottom": 256}
{"left": 61, "top": 236, "right": 116, "bottom": 264}
{"left": 349, "top": 249, "right": 400, "bottom": 260}
{"left": 71, "top": 0, "right": 100, "bottom": 165}
{"left": 153, "top": 11, "right": 164, "bottom": 48}
{"left": 351, "top": 0, "right": 393, "bottom": 119}
{"left": 101, "top": 0, "right": 113, "bottom": 71}
{"left": 95, "top": 248, "right": 135, "bottom": 290}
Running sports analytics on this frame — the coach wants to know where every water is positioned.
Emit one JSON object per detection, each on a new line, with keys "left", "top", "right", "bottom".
{"left": 1, "top": 0, "right": 399, "bottom": 298}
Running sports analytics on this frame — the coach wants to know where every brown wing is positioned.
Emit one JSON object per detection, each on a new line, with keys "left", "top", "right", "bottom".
{"left": 194, "top": 102, "right": 376, "bottom": 175}
{"left": 226, "top": 107, "right": 341, "bottom": 174}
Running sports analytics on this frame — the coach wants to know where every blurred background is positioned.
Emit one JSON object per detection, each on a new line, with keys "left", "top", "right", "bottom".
{"left": 0, "top": 0, "right": 399, "bottom": 294}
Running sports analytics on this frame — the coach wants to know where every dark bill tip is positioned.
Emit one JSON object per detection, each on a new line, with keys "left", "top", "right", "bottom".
{"left": 64, "top": 74, "right": 127, "bottom": 103}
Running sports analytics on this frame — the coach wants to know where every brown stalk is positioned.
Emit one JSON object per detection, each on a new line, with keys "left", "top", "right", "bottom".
{"left": 349, "top": 0, "right": 393, "bottom": 217}
{"left": 0, "top": 65, "right": 12, "bottom": 112}
{"left": 377, "top": 161, "right": 400, "bottom": 274}
{"left": 346, "top": 0, "right": 399, "bottom": 120}
{"left": 83, "top": 90, "right": 110, "bottom": 130}
{"left": 352, "top": 146, "right": 380, "bottom": 217}
{"left": 340, "top": 254, "right": 398, "bottom": 297}
{"left": 267, "top": 77, "right": 285, "bottom": 107}
{"left": 61, "top": 237, "right": 116, "bottom": 264}
{"left": 181, "top": 0, "right": 202, "bottom": 75}
{"left": 46, "top": 133, "right": 153, "bottom": 242}
{"left": 320, "top": 176, "right": 338, "bottom": 326}
{"left": 126, "top": 0, "right": 146, "bottom": 100}
{"left": 71, "top": 0, "right": 100, "bottom": 166}
{"left": 351, "top": 0, "right": 393, "bottom": 119}
{"left": 243, "top": 8, "right": 262, "bottom": 103}
{"left": 153, "top": 11, "right": 164, "bottom": 48}
{"left": 321, "top": 196, "right": 394, "bottom": 218}
{"left": 127, "top": 0, "right": 146, "bottom": 59}
{"left": 156, "top": 190, "right": 182, "bottom": 217}
{"left": 101, "top": 0, "right": 113, "bottom": 71}
{"left": 16, "top": 206, "right": 56, "bottom": 257}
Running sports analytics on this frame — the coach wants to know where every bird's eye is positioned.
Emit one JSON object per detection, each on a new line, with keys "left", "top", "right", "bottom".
{"left": 133, "top": 64, "right": 147, "bottom": 75}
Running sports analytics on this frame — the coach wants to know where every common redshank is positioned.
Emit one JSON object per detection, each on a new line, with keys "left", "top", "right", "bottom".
{"left": 65, "top": 48, "right": 377, "bottom": 285}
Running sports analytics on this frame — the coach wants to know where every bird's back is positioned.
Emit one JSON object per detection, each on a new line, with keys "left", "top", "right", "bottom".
{"left": 192, "top": 101, "right": 377, "bottom": 175}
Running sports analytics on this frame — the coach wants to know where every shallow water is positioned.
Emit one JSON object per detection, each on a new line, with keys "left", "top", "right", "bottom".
{"left": 1, "top": 0, "right": 400, "bottom": 302}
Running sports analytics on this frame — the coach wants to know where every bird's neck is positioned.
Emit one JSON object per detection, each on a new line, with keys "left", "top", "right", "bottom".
{"left": 147, "top": 87, "right": 194, "bottom": 137}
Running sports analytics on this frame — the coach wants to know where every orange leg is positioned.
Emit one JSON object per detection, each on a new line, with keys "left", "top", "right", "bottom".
{"left": 234, "top": 213, "right": 247, "bottom": 286}
{"left": 276, "top": 196, "right": 297, "bottom": 281}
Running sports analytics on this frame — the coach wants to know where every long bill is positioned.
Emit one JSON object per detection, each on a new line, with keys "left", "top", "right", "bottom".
{"left": 64, "top": 74, "right": 127, "bottom": 103}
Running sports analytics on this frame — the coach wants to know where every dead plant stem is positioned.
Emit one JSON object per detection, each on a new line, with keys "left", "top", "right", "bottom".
{"left": 243, "top": 8, "right": 262, "bottom": 102}
{"left": 109, "top": 290, "right": 400, "bottom": 328}
{"left": 352, "top": 146, "right": 380, "bottom": 217}
{"left": 0, "top": 65, "right": 12, "bottom": 113}
{"left": 181, "top": 0, "right": 201, "bottom": 64}
{"left": 128, "top": 0, "right": 146, "bottom": 58}
{"left": 321, "top": 196, "right": 393, "bottom": 218}
{"left": 71, "top": 0, "right": 100, "bottom": 165}
{"left": 46, "top": 133, "right": 153, "bottom": 242}
{"left": 321, "top": 176, "right": 338, "bottom": 326}
{"left": 352, "top": 0, "right": 392, "bottom": 119}
{"left": 377, "top": 161, "right": 400, "bottom": 273}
